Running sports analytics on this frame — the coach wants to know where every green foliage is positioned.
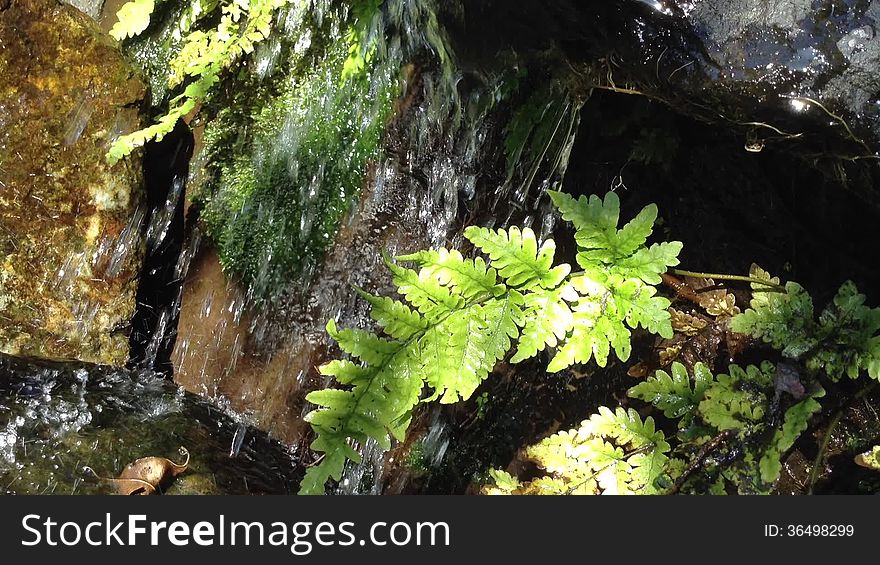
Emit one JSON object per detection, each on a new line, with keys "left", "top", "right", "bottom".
{"left": 545, "top": 191, "right": 680, "bottom": 371}
{"left": 341, "top": 0, "right": 384, "bottom": 80}
{"left": 301, "top": 192, "right": 681, "bottom": 493}
{"left": 731, "top": 266, "right": 880, "bottom": 381}
{"left": 107, "top": 0, "right": 293, "bottom": 163}
{"left": 629, "top": 361, "right": 712, "bottom": 427}
{"left": 110, "top": 0, "right": 156, "bottom": 41}
{"left": 483, "top": 408, "right": 670, "bottom": 495}
{"left": 488, "top": 361, "right": 825, "bottom": 495}
{"left": 199, "top": 36, "right": 398, "bottom": 298}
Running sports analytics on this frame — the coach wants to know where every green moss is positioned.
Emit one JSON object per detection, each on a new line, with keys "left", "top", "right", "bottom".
{"left": 197, "top": 26, "right": 398, "bottom": 300}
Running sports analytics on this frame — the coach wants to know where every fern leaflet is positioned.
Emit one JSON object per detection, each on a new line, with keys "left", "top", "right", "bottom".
{"left": 110, "top": 0, "right": 156, "bottom": 41}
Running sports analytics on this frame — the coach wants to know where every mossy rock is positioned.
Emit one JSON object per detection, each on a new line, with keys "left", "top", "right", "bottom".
{"left": 0, "top": 0, "right": 147, "bottom": 365}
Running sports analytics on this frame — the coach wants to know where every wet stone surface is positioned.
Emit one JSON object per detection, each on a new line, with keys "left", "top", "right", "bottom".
{"left": 0, "top": 354, "right": 301, "bottom": 494}
{"left": 0, "top": 0, "right": 147, "bottom": 365}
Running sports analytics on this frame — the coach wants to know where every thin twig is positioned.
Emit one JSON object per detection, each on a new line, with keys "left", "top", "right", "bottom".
{"left": 669, "top": 269, "right": 787, "bottom": 292}
{"left": 806, "top": 381, "right": 878, "bottom": 494}
{"left": 667, "top": 430, "right": 735, "bottom": 495}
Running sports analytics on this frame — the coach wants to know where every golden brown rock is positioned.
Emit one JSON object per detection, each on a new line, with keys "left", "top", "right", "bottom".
{"left": 0, "top": 0, "right": 146, "bottom": 365}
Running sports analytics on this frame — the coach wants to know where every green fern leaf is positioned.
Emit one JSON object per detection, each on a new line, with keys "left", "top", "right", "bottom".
{"left": 386, "top": 259, "right": 464, "bottom": 322}
{"left": 732, "top": 268, "right": 880, "bottom": 381}
{"left": 306, "top": 191, "right": 683, "bottom": 494}
{"left": 510, "top": 284, "right": 578, "bottom": 363}
{"left": 515, "top": 407, "right": 669, "bottom": 495}
{"left": 464, "top": 226, "right": 570, "bottom": 290}
{"left": 628, "top": 362, "right": 714, "bottom": 424}
{"left": 590, "top": 407, "right": 668, "bottom": 451}
{"left": 614, "top": 241, "right": 683, "bottom": 285}
{"left": 614, "top": 280, "right": 674, "bottom": 339}
{"left": 759, "top": 391, "right": 824, "bottom": 484}
{"left": 698, "top": 364, "right": 773, "bottom": 430}
{"left": 359, "top": 291, "right": 426, "bottom": 341}
{"left": 397, "top": 249, "right": 504, "bottom": 299}
{"left": 109, "top": 0, "right": 155, "bottom": 41}
{"left": 730, "top": 280, "right": 816, "bottom": 359}
{"left": 547, "top": 301, "right": 631, "bottom": 371}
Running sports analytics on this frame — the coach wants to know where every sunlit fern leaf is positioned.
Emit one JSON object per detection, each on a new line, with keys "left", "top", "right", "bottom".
{"left": 548, "top": 190, "right": 661, "bottom": 264}
{"left": 496, "top": 407, "right": 670, "bottom": 495}
{"left": 614, "top": 241, "right": 683, "bottom": 285}
{"left": 397, "top": 249, "right": 503, "bottom": 300}
{"left": 386, "top": 259, "right": 464, "bottom": 322}
{"left": 614, "top": 281, "right": 674, "bottom": 339}
{"left": 590, "top": 407, "right": 668, "bottom": 452}
{"left": 305, "top": 191, "right": 681, "bottom": 494}
{"left": 547, "top": 304, "right": 613, "bottom": 371}
{"left": 110, "top": 0, "right": 155, "bottom": 41}
{"left": 358, "top": 291, "right": 426, "bottom": 341}
{"left": 511, "top": 284, "right": 577, "bottom": 363}
{"left": 421, "top": 294, "right": 523, "bottom": 404}
{"left": 464, "top": 226, "right": 570, "bottom": 290}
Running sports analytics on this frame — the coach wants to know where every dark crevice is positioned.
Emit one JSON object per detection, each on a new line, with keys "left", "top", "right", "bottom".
{"left": 127, "top": 119, "right": 194, "bottom": 377}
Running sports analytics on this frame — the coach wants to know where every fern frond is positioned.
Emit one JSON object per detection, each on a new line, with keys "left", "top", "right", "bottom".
{"left": 305, "top": 191, "right": 682, "bottom": 494}
{"left": 548, "top": 190, "right": 662, "bottom": 264}
{"left": 628, "top": 362, "right": 714, "bottom": 425}
{"left": 698, "top": 364, "right": 774, "bottom": 430}
{"left": 301, "top": 320, "right": 424, "bottom": 494}
{"left": 397, "top": 249, "right": 503, "bottom": 299}
{"left": 759, "top": 391, "right": 824, "bottom": 483}
{"left": 614, "top": 241, "right": 683, "bottom": 285}
{"left": 110, "top": 0, "right": 155, "bottom": 41}
{"left": 732, "top": 266, "right": 880, "bottom": 380}
{"left": 359, "top": 291, "right": 426, "bottom": 341}
{"left": 495, "top": 407, "right": 670, "bottom": 495}
{"left": 464, "top": 226, "right": 570, "bottom": 290}
{"left": 386, "top": 259, "right": 465, "bottom": 322}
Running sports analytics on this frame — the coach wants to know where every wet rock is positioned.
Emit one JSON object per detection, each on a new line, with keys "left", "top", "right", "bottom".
{"left": 456, "top": 0, "right": 880, "bottom": 199}
{"left": 0, "top": 0, "right": 147, "bottom": 366}
{"left": 62, "top": 0, "right": 105, "bottom": 19}
{"left": 0, "top": 353, "right": 302, "bottom": 494}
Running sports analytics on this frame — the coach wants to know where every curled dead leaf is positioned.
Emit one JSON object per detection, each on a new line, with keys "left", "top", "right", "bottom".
{"left": 670, "top": 309, "right": 709, "bottom": 336}
{"left": 687, "top": 277, "right": 740, "bottom": 317}
{"left": 83, "top": 447, "right": 190, "bottom": 495}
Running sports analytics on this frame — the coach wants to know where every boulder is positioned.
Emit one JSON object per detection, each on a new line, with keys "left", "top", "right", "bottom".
{"left": 0, "top": 0, "right": 146, "bottom": 365}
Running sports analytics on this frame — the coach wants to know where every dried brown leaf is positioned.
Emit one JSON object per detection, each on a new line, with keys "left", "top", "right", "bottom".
{"left": 83, "top": 447, "right": 190, "bottom": 495}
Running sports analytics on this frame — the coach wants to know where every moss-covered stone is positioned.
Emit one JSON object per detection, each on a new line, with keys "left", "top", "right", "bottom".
{"left": 197, "top": 39, "right": 398, "bottom": 299}
{"left": 0, "top": 0, "right": 147, "bottom": 365}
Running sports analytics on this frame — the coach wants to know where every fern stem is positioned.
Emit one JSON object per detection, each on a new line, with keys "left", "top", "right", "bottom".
{"left": 668, "top": 269, "right": 787, "bottom": 292}
{"left": 565, "top": 444, "right": 654, "bottom": 495}
{"left": 666, "top": 429, "right": 734, "bottom": 495}
{"left": 806, "top": 411, "right": 842, "bottom": 495}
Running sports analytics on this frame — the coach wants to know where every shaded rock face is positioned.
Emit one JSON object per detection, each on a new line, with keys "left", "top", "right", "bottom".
{"left": 0, "top": 0, "right": 146, "bottom": 365}
{"left": 457, "top": 0, "right": 880, "bottom": 196}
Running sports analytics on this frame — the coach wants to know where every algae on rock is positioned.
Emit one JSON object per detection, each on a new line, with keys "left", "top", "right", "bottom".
{"left": 0, "top": 0, "right": 147, "bottom": 365}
